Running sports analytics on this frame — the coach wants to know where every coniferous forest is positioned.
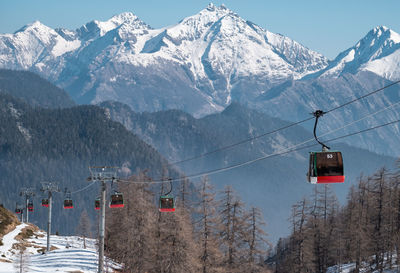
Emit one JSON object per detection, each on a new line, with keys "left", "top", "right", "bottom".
{"left": 106, "top": 174, "right": 270, "bottom": 273}
{"left": 272, "top": 165, "right": 400, "bottom": 273}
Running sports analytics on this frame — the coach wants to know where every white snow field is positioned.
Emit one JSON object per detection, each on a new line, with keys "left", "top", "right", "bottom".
{"left": 0, "top": 223, "right": 120, "bottom": 273}
{"left": 327, "top": 259, "right": 400, "bottom": 273}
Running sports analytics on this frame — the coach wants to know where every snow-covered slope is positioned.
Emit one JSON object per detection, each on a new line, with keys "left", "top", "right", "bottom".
{"left": 314, "top": 26, "right": 400, "bottom": 81}
{"left": 0, "top": 3, "right": 328, "bottom": 116}
{"left": 0, "top": 223, "right": 119, "bottom": 273}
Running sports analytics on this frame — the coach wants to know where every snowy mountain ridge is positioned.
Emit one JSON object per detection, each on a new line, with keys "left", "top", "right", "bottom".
{"left": 0, "top": 4, "right": 399, "bottom": 121}
{"left": 315, "top": 25, "right": 400, "bottom": 81}
{"left": 0, "top": 3, "right": 329, "bottom": 116}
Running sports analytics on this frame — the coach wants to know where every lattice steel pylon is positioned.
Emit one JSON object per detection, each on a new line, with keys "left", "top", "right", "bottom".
{"left": 88, "top": 166, "right": 119, "bottom": 273}
{"left": 19, "top": 187, "right": 35, "bottom": 223}
{"left": 41, "top": 182, "right": 59, "bottom": 252}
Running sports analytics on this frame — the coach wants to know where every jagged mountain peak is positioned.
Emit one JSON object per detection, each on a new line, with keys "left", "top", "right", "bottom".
{"left": 101, "top": 11, "right": 150, "bottom": 30}
{"left": 77, "top": 11, "right": 150, "bottom": 40}
{"left": 206, "top": 2, "right": 216, "bottom": 11}
{"left": 177, "top": 2, "right": 238, "bottom": 32}
{"left": 0, "top": 5, "right": 330, "bottom": 117}
{"left": 315, "top": 26, "right": 400, "bottom": 81}
{"left": 206, "top": 3, "right": 229, "bottom": 12}
{"left": 14, "top": 20, "right": 54, "bottom": 35}
{"left": 371, "top": 25, "right": 389, "bottom": 36}
{"left": 152, "top": 3, "right": 327, "bottom": 78}
{"left": 0, "top": 20, "right": 81, "bottom": 70}
{"left": 368, "top": 25, "right": 400, "bottom": 41}
{"left": 109, "top": 11, "right": 139, "bottom": 22}
{"left": 358, "top": 25, "right": 400, "bottom": 49}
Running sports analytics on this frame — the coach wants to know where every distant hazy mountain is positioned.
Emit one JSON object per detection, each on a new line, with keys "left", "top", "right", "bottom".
{"left": 0, "top": 69, "right": 75, "bottom": 108}
{"left": 251, "top": 75, "right": 400, "bottom": 157}
{"left": 101, "top": 101, "right": 396, "bottom": 241}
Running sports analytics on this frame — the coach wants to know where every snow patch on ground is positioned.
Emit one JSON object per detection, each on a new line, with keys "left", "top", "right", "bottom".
{"left": 16, "top": 122, "right": 32, "bottom": 143}
{"left": 0, "top": 224, "right": 120, "bottom": 273}
{"left": 0, "top": 223, "right": 28, "bottom": 258}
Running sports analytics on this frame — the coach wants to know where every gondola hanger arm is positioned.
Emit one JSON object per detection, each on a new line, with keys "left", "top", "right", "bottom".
{"left": 163, "top": 178, "right": 173, "bottom": 196}
{"left": 312, "top": 110, "right": 330, "bottom": 151}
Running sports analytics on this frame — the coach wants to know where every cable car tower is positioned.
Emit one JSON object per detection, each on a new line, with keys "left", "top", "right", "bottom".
{"left": 88, "top": 166, "right": 119, "bottom": 273}
{"left": 41, "top": 182, "right": 60, "bottom": 252}
{"left": 19, "top": 187, "right": 35, "bottom": 223}
{"left": 307, "top": 110, "right": 345, "bottom": 184}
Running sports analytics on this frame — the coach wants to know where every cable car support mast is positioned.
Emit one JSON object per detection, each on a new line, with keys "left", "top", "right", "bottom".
{"left": 40, "top": 182, "right": 60, "bottom": 253}
{"left": 88, "top": 166, "right": 118, "bottom": 273}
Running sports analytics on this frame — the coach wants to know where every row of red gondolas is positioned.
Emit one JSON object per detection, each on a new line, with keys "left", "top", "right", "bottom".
{"left": 16, "top": 192, "right": 175, "bottom": 213}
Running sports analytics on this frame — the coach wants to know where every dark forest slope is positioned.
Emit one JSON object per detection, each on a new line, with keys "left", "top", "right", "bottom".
{"left": 0, "top": 69, "right": 75, "bottom": 108}
{"left": 0, "top": 93, "right": 179, "bottom": 235}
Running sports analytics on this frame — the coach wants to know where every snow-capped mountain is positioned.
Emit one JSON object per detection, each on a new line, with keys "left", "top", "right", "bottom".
{"left": 246, "top": 26, "right": 400, "bottom": 157}
{"left": 0, "top": 21, "right": 80, "bottom": 70}
{"left": 0, "top": 3, "right": 328, "bottom": 116}
{"left": 1, "top": 4, "right": 399, "bottom": 156}
{"left": 314, "top": 26, "right": 400, "bottom": 81}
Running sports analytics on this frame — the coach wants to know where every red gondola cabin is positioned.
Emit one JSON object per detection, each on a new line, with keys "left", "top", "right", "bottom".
{"left": 28, "top": 202, "right": 34, "bottom": 212}
{"left": 159, "top": 195, "right": 175, "bottom": 212}
{"left": 109, "top": 193, "right": 124, "bottom": 208}
{"left": 308, "top": 151, "right": 345, "bottom": 184}
{"left": 63, "top": 199, "right": 73, "bottom": 209}
{"left": 95, "top": 199, "right": 100, "bottom": 210}
{"left": 41, "top": 199, "right": 49, "bottom": 207}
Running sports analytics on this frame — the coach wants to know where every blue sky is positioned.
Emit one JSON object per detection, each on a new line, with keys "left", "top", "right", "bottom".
{"left": 0, "top": 0, "right": 399, "bottom": 59}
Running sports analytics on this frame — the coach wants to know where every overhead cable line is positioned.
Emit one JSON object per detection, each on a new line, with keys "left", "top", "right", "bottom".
{"left": 325, "top": 80, "right": 400, "bottom": 114}
{"left": 168, "top": 119, "right": 400, "bottom": 183}
{"left": 49, "top": 181, "right": 97, "bottom": 197}
{"left": 61, "top": 96, "right": 400, "bottom": 195}
{"left": 70, "top": 181, "right": 97, "bottom": 194}
{"left": 117, "top": 105, "right": 400, "bottom": 184}
{"left": 169, "top": 116, "right": 315, "bottom": 165}
{"left": 168, "top": 80, "right": 400, "bottom": 166}
{"left": 57, "top": 82, "right": 400, "bottom": 193}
